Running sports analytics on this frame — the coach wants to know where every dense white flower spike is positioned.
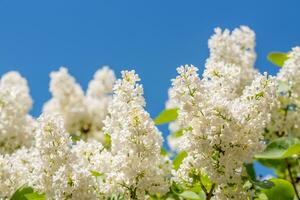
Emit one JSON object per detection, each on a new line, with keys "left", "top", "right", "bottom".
{"left": 169, "top": 28, "right": 276, "bottom": 200}
{"left": 34, "top": 114, "right": 98, "bottom": 200}
{"left": 0, "top": 147, "right": 40, "bottom": 199}
{"left": 170, "top": 27, "right": 277, "bottom": 199}
{"left": 0, "top": 71, "right": 35, "bottom": 154}
{"left": 172, "top": 65, "right": 276, "bottom": 199}
{"left": 43, "top": 67, "right": 87, "bottom": 135}
{"left": 167, "top": 27, "right": 259, "bottom": 153}
{"left": 86, "top": 66, "right": 116, "bottom": 141}
{"left": 43, "top": 66, "right": 115, "bottom": 142}
{"left": 103, "top": 70, "right": 170, "bottom": 199}
{"left": 72, "top": 140, "right": 109, "bottom": 175}
{"left": 87, "top": 66, "right": 115, "bottom": 99}
{"left": 264, "top": 47, "right": 300, "bottom": 139}
{"left": 208, "top": 26, "right": 256, "bottom": 70}
{"left": 205, "top": 26, "right": 258, "bottom": 99}
{"left": 72, "top": 140, "right": 113, "bottom": 197}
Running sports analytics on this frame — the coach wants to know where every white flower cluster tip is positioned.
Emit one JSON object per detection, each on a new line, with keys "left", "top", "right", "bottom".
{"left": 103, "top": 70, "right": 170, "bottom": 199}
{"left": 0, "top": 72, "right": 34, "bottom": 154}
{"left": 43, "top": 66, "right": 116, "bottom": 142}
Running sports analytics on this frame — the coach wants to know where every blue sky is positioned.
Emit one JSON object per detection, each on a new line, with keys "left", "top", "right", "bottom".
{"left": 0, "top": 0, "right": 299, "bottom": 176}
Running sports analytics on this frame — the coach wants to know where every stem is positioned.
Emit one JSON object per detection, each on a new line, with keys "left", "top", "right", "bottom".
{"left": 285, "top": 159, "right": 300, "bottom": 200}
{"left": 199, "top": 180, "right": 208, "bottom": 195}
{"left": 206, "top": 183, "right": 215, "bottom": 200}
{"left": 198, "top": 173, "right": 215, "bottom": 200}
{"left": 199, "top": 178, "right": 215, "bottom": 200}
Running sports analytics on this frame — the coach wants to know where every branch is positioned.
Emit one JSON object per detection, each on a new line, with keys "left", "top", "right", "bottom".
{"left": 285, "top": 159, "right": 300, "bottom": 200}
{"left": 206, "top": 183, "right": 215, "bottom": 200}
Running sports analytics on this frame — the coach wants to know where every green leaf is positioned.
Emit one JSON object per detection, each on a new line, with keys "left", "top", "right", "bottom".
{"left": 70, "top": 134, "right": 81, "bottom": 143}
{"left": 104, "top": 133, "right": 112, "bottom": 149}
{"left": 191, "top": 186, "right": 206, "bottom": 200}
{"left": 173, "top": 151, "right": 187, "bottom": 170}
{"left": 179, "top": 191, "right": 204, "bottom": 200}
{"left": 11, "top": 186, "right": 34, "bottom": 200}
{"left": 244, "top": 163, "right": 256, "bottom": 181}
{"left": 267, "top": 52, "right": 288, "bottom": 67}
{"left": 255, "top": 193, "right": 268, "bottom": 200}
{"left": 24, "top": 193, "right": 45, "bottom": 200}
{"left": 154, "top": 108, "right": 178, "bottom": 125}
{"left": 160, "top": 148, "right": 168, "bottom": 156}
{"left": 262, "top": 178, "right": 295, "bottom": 200}
{"left": 171, "top": 127, "right": 192, "bottom": 138}
{"left": 10, "top": 186, "right": 45, "bottom": 200}
{"left": 200, "top": 174, "right": 213, "bottom": 192}
{"left": 172, "top": 129, "right": 184, "bottom": 138}
{"left": 90, "top": 170, "right": 103, "bottom": 177}
{"left": 251, "top": 179, "right": 275, "bottom": 189}
{"left": 170, "top": 182, "right": 184, "bottom": 195}
{"left": 255, "top": 137, "right": 300, "bottom": 159}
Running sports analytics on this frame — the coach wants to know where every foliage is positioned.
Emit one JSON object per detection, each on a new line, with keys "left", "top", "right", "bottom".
{"left": 154, "top": 108, "right": 179, "bottom": 125}
{"left": 267, "top": 52, "right": 288, "bottom": 67}
{"left": 11, "top": 186, "right": 45, "bottom": 200}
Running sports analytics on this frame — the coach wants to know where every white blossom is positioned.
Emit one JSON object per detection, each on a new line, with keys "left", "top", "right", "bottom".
{"left": 72, "top": 140, "right": 113, "bottom": 197}
{"left": 43, "top": 66, "right": 115, "bottom": 142}
{"left": 0, "top": 147, "right": 40, "bottom": 199}
{"left": 205, "top": 26, "right": 258, "bottom": 99}
{"left": 103, "top": 70, "right": 170, "bottom": 199}
{"left": 171, "top": 26, "right": 277, "bottom": 200}
{"left": 266, "top": 47, "right": 300, "bottom": 138}
{"left": 172, "top": 64, "right": 276, "bottom": 199}
{"left": 34, "top": 114, "right": 98, "bottom": 200}
{"left": 208, "top": 26, "right": 256, "bottom": 70}
{"left": 0, "top": 71, "right": 35, "bottom": 154}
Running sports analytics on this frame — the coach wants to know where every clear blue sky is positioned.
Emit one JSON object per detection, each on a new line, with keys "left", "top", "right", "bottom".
{"left": 0, "top": 0, "right": 299, "bottom": 176}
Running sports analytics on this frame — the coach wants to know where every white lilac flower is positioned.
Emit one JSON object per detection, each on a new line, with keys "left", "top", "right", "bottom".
{"left": 103, "top": 70, "right": 170, "bottom": 199}
{"left": 167, "top": 27, "right": 258, "bottom": 153}
{"left": 72, "top": 140, "right": 109, "bottom": 175}
{"left": 0, "top": 147, "right": 40, "bottom": 199}
{"left": 87, "top": 66, "right": 115, "bottom": 99}
{"left": 34, "top": 114, "right": 98, "bottom": 200}
{"left": 266, "top": 47, "right": 300, "bottom": 138}
{"left": 205, "top": 26, "right": 258, "bottom": 99}
{"left": 43, "top": 66, "right": 115, "bottom": 142}
{"left": 86, "top": 66, "right": 116, "bottom": 141}
{"left": 0, "top": 71, "right": 35, "bottom": 154}
{"left": 43, "top": 67, "right": 87, "bottom": 135}
{"left": 72, "top": 140, "right": 113, "bottom": 197}
{"left": 171, "top": 65, "right": 276, "bottom": 198}
{"left": 207, "top": 26, "right": 256, "bottom": 70}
